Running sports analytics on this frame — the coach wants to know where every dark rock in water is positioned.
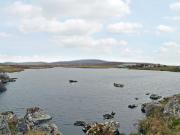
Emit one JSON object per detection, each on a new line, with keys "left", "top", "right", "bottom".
{"left": 150, "top": 94, "right": 162, "bottom": 100}
{"left": 69, "top": 80, "right": 78, "bottom": 83}
{"left": 74, "top": 121, "right": 86, "bottom": 127}
{"left": 0, "top": 83, "right": 6, "bottom": 93}
{"left": 103, "top": 112, "right": 115, "bottom": 119}
{"left": 114, "top": 83, "right": 124, "bottom": 88}
{"left": 135, "top": 97, "right": 139, "bottom": 100}
{"left": 145, "top": 93, "right": 150, "bottom": 95}
{"left": 128, "top": 104, "right": 138, "bottom": 109}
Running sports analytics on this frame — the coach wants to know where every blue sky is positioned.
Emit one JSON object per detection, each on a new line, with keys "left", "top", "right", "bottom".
{"left": 0, "top": 0, "right": 180, "bottom": 65}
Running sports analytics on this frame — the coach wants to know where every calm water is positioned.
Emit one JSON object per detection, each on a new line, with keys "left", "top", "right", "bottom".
{"left": 0, "top": 68, "right": 180, "bottom": 135}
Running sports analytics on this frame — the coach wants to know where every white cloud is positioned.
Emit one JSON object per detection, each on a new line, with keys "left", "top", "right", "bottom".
{"left": 155, "top": 42, "right": 180, "bottom": 65}
{"left": 156, "top": 25, "right": 175, "bottom": 34}
{"left": 6, "top": 1, "right": 102, "bottom": 35}
{"left": 0, "top": 55, "right": 62, "bottom": 63}
{"left": 0, "top": 32, "right": 11, "bottom": 38}
{"left": 36, "top": 0, "right": 130, "bottom": 19}
{"left": 6, "top": 1, "right": 42, "bottom": 18}
{"left": 107, "top": 22, "right": 143, "bottom": 34}
{"left": 20, "top": 18, "right": 102, "bottom": 35}
{"left": 165, "top": 16, "right": 180, "bottom": 21}
{"left": 52, "top": 36, "right": 127, "bottom": 51}
{"left": 170, "top": 2, "right": 180, "bottom": 12}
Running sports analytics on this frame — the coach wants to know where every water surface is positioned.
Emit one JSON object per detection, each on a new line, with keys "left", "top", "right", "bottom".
{"left": 0, "top": 68, "right": 180, "bottom": 135}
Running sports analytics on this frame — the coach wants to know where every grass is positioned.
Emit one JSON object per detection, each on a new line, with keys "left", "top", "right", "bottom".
{"left": 0, "top": 66, "right": 24, "bottom": 73}
{"left": 131, "top": 94, "right": 180, "bottom": 135}
{"left": 25, "top": 131, "right": 47, "bottom": 135}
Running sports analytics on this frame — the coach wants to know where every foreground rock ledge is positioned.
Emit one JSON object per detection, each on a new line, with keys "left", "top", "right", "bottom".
{"left": 0, "top": 107, "right": 62, "bottom": 135}
{"left": 131, "top": 94, "right": 180, "bottom": 135}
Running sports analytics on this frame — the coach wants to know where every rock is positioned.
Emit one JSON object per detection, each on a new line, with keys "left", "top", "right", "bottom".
{"left": 74, "top": 121, "right": 86, "bottom": 127}
{"left": 25, "top": 107, "right": 52, "bottom": 125}
{"left": 16, "top": 118, "right": 29, "bottom": 134}
{"left": 0, "top": 115, "right": 11, "bottom": 135}
{"left": 135, "top": 98, "right": 139, "bottom": 100}
{"left": 150, "top": 94, "right": 162, "bottom": 100}
{"left": 114, "top": 83, "right": 124, "bottom": 88}
{"left": 35, "top": 123, "right": 62, "bottom": 135}
{"left": 69, "top": 80, "right": 78, "bottom": 83}
{"left": 0, "top": 83, "right": 6, "bottom": 93}
{"left": 141, "top": 102, "right": 163, "bottom": 116}
{"left": 128, "top": 104, "right": 138, "bottom": 109}
{"left": 85, "top": 121, "right": 120, "bottom": 135}
{"left": 145, "top": 93, "right": 150, "bottom": 95}
{"left": 163, "top": 97, "right": 180, "bottom": 118}
{"left": 103, "top": 112, "right": 116, "bottom": 120}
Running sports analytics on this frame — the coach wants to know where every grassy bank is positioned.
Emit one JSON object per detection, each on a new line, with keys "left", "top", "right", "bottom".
{"left": 128, "top": 66, "right": 180, "bottom": 72}
{"left": 131, "top": 94, "right": 180, "bottom": 135}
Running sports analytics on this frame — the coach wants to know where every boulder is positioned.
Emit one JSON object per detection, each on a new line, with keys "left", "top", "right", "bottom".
{"left": 128, "top": 104, "right": 138, "bottom": 109}
{"left": 103, "top": 112, "right": 115, "bottom": 120}
{"left": 85, "top": 121, "right": 120, "bottom": 135}
{"left": 74, "top": 121, "right": 86, "bottom": 127}
{"left": 141, "top": 102, "right": 163, "bottom": 116}
{"left": 150, "top": 94, "right": 162, "bottom": 100}
{"left": 25, "top": 107, "right": 52, "bottom": 125}
{"left": 163, "top": 97, "right": 180, "bottom": 118}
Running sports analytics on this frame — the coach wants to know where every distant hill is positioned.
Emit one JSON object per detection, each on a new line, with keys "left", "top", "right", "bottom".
{"left": 0, "top": 59, "right": 154, "bottom": 68}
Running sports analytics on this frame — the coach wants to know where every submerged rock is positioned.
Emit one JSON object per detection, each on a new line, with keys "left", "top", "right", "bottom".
{"left": 69, "top": 80, "right": 78, "bottom": 83}
{"left": 74, "top": 121, "right": 86, "bottom": 127}
{"left": 128, "top": 104, "right": 138, "bottom": 109}
{"left": 0, "top": 82, "right": 6, "bottom": 93}
{"left": 113, "top": 83, "right": 124, "bottom": 88}
{"left": 103, "top": 112, "right": 116, "bottom": 120}
{"left": 150, "top": 94, "right": 162, "bottom": 100}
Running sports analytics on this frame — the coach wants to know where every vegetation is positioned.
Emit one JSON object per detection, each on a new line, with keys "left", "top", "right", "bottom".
{"left": 128, "top": 65, "right": 180, "bottom": 72}
{"left": 0, "top": 66, "right": 24, "bottom": 73}
{"left": 131, "top": 94, "right": 180, "bottom": 135}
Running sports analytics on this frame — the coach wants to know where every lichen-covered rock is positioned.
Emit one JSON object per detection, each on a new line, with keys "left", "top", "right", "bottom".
{"left": 84, "top": 121, "right": 120, "bottom": 135}
{"left": 141, "top": 102, "right": 163, "bottom": 116}
{"left": 163, "top": 97, "right": 180, "bottom": 118}
{"left": 0, "top": 115, "right": 11, "bottom": 135}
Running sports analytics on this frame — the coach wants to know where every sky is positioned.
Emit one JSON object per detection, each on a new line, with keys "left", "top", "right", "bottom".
{"left": 0, "top": 0, "right": 180, "bottom": 65}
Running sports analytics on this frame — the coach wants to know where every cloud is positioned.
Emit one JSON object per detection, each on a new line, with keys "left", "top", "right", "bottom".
{"left": 156, "top": 25, "right": 175, "bottom": 34}
{"left": 6, "top": 1, "right": 102, "bottom": 35}
{"left": 0, "top": 55, "right": 62, "bottom": 62}
{"left": 107, "top": 22, "right": 143, "bottom": 34}
{"left": 170, "top": 2, "right": 180, "bottom": 12}
{"left": 0, "top": 32, "right": 11, "bottom": 38}
{"left": 20, "top": 18, "right": 102, "bottom": 35}
{"left": 52, "top": 36, "right": 128, "bottom": 52}
{"left": 6, "top": 1, "right": 42, "bottom": 18}
{"left": 155, "top": 42, "right": 180, "bottom": 65}
{"left": 35, "top": 0, "right": 130, "bottom": 19}
{"left": 165, "top": 16, "right": 180, "bottom": 21}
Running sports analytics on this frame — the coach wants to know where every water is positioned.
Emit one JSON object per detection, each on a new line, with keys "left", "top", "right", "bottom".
{"left": 0, "top": 68, "right": 180, "bottom": 135}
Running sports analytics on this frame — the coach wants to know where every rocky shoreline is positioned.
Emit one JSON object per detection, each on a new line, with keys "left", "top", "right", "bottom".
{"left": 130, "top": 94, "right": 180, "bottom": 135}
{"left": 0, "top": 107, "right": 62, "bottom": 135}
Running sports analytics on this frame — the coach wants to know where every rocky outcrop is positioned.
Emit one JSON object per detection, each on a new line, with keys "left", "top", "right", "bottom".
{"left": 163, "top": 95, "right": 180, "bottom": 118}
{"left": 0, "top": 107, "right": 62, "bottom": 135}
